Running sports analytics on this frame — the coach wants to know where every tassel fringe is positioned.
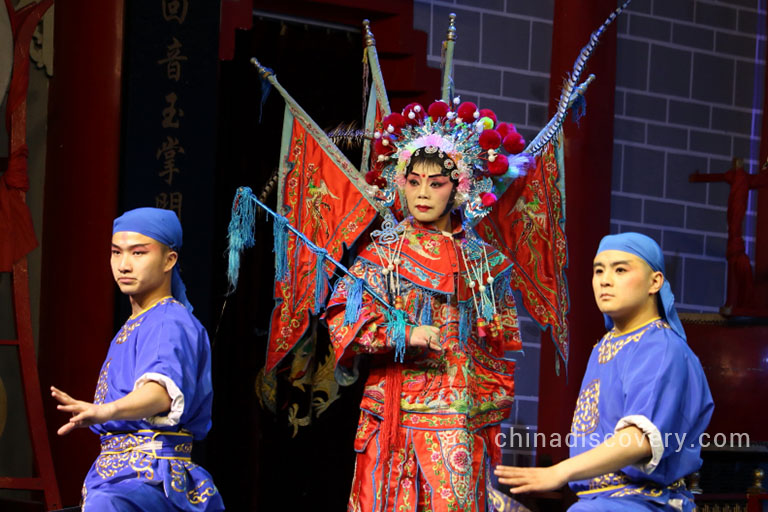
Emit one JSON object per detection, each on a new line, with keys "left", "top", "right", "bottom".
{"left": 420, "top": 294, "right": 433, "bottom": 325}
{"left": 385, "top": 308, "right": 408, "bottom": 363}
{"left": 227, "top": 187, "right": 257, "bottom": 291}
{"left": 313, "top": 248, "right": 329, "bottom": 315}
{"left": 343, "top": 278, "right": 365, "bottom": 325}
{"left": 459, "top": 302, "right": 471, "bottom": 347}
{"left": 273, "top": 215, "right": 289, "bottom": 282}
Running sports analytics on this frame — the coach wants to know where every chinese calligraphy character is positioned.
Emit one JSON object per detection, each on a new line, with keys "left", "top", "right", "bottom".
{"left": 157, "top": 37, "right": 188, "bottom": 82}
{"left": 156, "top": 192, "right": 183, "bottom": 219}
{"left": 161, "top": 0, "right": 188, "bottom": 24}
{"left": 156, "top": 136, "right": 185, "bottom": 185}
{"left": 161, "top": 92, "right": 184, "bottom": 128}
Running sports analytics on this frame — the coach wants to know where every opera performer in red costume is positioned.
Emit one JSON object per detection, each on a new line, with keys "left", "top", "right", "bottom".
{"left": 325, "top": 102, "right": 529, "bottom": 511}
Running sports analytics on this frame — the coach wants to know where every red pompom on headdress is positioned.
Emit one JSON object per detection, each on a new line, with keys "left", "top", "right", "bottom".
{"left": 479, "top": 192, "right": 498, "bottom": 207}
{"left": 478, "top": 129, "right": 502, "bottom": 151}
{"left": 496, "top": 122, "right": 513, "bottom": 138}
{"left": 365, "top": 170, "right": 387, "bottom": 189}
{"left": 478, "top": 108, "right": 497, "bottom": 127}
{"left": 502, "top": 132, "right": 525, "bottom": 154}
{"left": 374, "top": 135, "right": 396, "bottom": 156}
{"left": 456, "top": 101, "right": 479, "bottom": 123}
{"left": 381, "top": 113, "right": 406, "bottom": 135}
{"left": 487, "top": 154, "right": 509, "bottom": 175}
{"left": 402, "top": 103, "right": 426, "bottom": 125}
{"left": 427, "top": 101, "right": 450, "bottom": 121}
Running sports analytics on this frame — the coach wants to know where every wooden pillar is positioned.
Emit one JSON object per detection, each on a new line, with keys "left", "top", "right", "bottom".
{"left": 37, "top": 3, "right": 124, "bottom": 505}
{"left": 536, "top": 0, "right": 618, "bottom": 465}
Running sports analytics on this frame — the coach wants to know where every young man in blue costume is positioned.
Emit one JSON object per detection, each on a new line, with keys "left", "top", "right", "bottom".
{"left": 495, "top": 232, "right": 714, "bottom": 511}
{"left": 51, "top": 207, "right": 224, "bottom": 511}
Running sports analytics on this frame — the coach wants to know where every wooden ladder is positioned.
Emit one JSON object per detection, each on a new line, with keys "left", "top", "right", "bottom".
{"left": 0, "top": 257, "right": 62, "bottom": 510}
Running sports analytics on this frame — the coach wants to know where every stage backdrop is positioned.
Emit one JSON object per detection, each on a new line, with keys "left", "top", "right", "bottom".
{"left": 119, "top": 0, "right": 221, "bottom": 328}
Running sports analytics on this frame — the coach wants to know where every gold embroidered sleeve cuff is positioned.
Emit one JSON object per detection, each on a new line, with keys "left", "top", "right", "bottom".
{"left": 134, "top": 372, "right": 185, "bottom": 426}
{"left": 615, "top": 414, "right": 663, "bottom": 474}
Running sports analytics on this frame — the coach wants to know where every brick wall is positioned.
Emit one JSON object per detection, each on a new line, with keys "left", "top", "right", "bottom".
{"left": 413, "top": 0, "right": 556, "bottom": 467}
{"left": 613, "top": 0, "right": 767, "bottom": 313}
{"left": 411, "top": 0, "right": 767, "bottom": 467}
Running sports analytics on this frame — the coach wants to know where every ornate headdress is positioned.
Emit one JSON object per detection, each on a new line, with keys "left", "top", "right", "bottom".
{"left": 365, "top": 98, "right": 532, "bottom": 223}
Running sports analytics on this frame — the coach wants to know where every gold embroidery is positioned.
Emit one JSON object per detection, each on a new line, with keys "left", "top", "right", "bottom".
{"left": 93, "top": 359, "right": 112, "bottom": 404}
{"left": 609, "top": 485, "right": 664, "bottom": 498}
{"left": 116, "top": 297, "right": 181, "bottom": 344}
{"left": 571, "top": 379, "right": 599, "bottom": 435}
{"left": 170, "top": 459, "right": 189, "bottom": 492}
{"left": 115, "top": 318, "right": 144, "bottom": 345}
{"left": 174, "top": 442, "right": 193, "bottom": 455}
{"left": 588, "top": 472, "right": 630, "bottom": 490}
{"left": 598, "top": 320, "right": 666, "bottom": 363}
{"left": 91, "top": 431, "right": 219, "bottom": 505}
{"left": 187, "top": 478, "right": 217, "bottom": 505}
{"left": 578, "top": 474, "right": 687, "bottom": 499}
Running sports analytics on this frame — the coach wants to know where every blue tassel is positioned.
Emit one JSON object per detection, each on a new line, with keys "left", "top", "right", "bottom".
{"left": 258, "top": 71, "right": 273, "bottom": 123}
{"left": 273, "top": 215, "right": 289, "bottom": 282}
{"left": 343, "top": 278, "right": 365, "bottom": 326}
{"left": 313, "top": 248, "right": 328, "bottom": 315}
{"left": 480, "top": 295, "right": 494, "bottom": 322}
{"left": 385, "top": 308, "right": 408, "bottom": 363}
{"left": 420, "top": 294, "right": 433, "bottom": 325}
{"left": 459, "top": 302, "right": 471, "bottom": 346}
{"left": 571, "top": 94, "right": 587, "bottom": 125}
{"left": 227, "top": 187, "right": 257, "bottom": 291}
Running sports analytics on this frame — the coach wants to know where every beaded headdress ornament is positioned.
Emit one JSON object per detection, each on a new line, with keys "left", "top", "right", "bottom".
{"left": 365, "top": 98, "right": 532, "bottom": 223}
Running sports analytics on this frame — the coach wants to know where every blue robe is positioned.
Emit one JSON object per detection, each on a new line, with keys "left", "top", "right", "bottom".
{"left": 82, "top": 297, "right": 224, "bottom": 511}
{"left": 568, "top": 319, "right": 713, "bottom": 512}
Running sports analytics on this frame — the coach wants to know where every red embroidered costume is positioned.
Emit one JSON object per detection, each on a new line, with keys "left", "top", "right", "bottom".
{"left": 326, "top": 217, "right": 522, "bottom": 511}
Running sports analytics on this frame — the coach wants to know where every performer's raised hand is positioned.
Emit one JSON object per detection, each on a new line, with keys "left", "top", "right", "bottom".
{"left": 409, "top": 325, "right": 442, "bottom": 352}
{"left": 51, "top": 386, "right": 113, "bottom": 435}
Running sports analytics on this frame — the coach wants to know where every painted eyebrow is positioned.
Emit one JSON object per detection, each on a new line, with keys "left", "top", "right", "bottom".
{"left": 593, "top": 260, "right": 632, "bottom": 268}
{"left": 112, "top": 243, "right": 152, "bottom": 250}
{"left": 409, "top": 173, "right": 447, "bottom": 179}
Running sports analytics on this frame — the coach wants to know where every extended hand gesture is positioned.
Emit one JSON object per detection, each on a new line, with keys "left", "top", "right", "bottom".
{"left": 494, "top": 465, "right": 568, "bottom": 494}
{"left": 409, "top": 325, "right": 442, "bottom": 352}
{"left": 51, "top": 386, "right": 113, "bottom": 436}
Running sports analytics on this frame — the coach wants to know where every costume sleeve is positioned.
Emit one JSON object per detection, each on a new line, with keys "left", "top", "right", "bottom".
{"left": 131, "top": 317, "right": 199, "bottom": 426}
{"left": 496, "top": 283, "right": 523, "bottom": 354}
{"left": 616, "top": 331, "right": 696, "bottom": 476}
{"left": 326, "top": 259, "right": 398, "bottom": 369}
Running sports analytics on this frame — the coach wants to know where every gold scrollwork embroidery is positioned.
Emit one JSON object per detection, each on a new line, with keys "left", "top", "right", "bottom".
{"left": 95, "top": 451, "right": 155, "bottom": 481}
{"left": 571, "top": 379, "right": 599, "bottom": 435}
{"left": 170, "top": 459, "right": 189, "bottom": 493}
{"left": 115, "top": 298, "right": 180, "bottom": 345}
{"left": 115, "top": 318, "right": 144, "bottom": 345}
{"left": 187, "top": 478, "right": 217, "bottom": 505}
{"left": 174, "top": 442, "right": 193, "bottom": 455}
{"left": 93, "top": 359, "right": 112, "bottom": 404}
{"left": 598, "top": 320, "right": 665, "bottom": 363}
{"left": 609, "top": 485, "right": 664, "bottom": 498}
{"left": 588, "top": 472, "right": 630, "bottom": 490}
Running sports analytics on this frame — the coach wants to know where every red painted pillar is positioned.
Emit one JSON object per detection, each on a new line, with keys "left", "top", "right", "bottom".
{"left": 536, "top": 0, "right": 617, "bottom": 466}
{"left": 755, "top": 13, "right": 768, "bottom": 282}
{"left": 38, "top": 3, "right": 124, "bottom": 505}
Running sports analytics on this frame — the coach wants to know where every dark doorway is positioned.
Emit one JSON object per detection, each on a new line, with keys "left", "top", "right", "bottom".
{"left": 210, "top": 13, "right": 369, "bottom": 510}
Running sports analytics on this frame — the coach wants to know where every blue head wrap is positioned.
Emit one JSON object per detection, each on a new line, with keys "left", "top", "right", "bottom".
{"left": 112, "top": 207, "right": 192, "bottom": 312}
{"left": 595, "top": 232, "right": 684, "bottom": 341}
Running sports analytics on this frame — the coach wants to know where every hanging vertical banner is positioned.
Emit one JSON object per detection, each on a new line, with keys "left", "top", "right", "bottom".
{"left": 120, "top": 0, "right": 221, "bottom": 326}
